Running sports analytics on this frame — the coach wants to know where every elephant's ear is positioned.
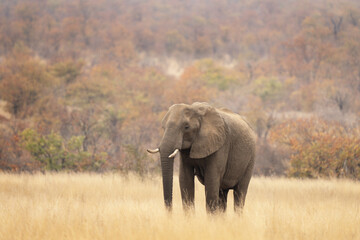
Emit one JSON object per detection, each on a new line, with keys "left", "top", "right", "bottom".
{"left": 190, "top": 103, "right": 226, "bottom": 159}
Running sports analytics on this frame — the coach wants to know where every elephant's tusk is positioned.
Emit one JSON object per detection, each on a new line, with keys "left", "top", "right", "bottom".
{"left": 147, "top": 148, "right": 159, "bottom": 154}
{"left": 168, "top": 149, "right": 179, "bottom": 158}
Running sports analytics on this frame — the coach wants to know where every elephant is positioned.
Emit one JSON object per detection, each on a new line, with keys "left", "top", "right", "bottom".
{"left": 147, "top": 102, "right": 256, "bottom": 213}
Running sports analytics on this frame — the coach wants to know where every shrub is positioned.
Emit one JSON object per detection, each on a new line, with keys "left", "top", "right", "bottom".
{"left": 270, "top": 118, "right": 360, "bottom": 179}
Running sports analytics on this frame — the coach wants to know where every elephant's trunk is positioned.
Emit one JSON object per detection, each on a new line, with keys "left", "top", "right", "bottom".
{"left": 160, "top": 151, "right": 174, "bottom": 210}
{"left": 159, "top": 129, "right": 182, "bottom": 211}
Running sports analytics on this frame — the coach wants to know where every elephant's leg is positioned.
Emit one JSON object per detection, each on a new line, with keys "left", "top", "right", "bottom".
{"left": 204, "top": 149, "right": 229, "bottom": 213}
{"left": 234, "top": 162, "right": 254, "bottom": 212}
{"left": 233, "top": 184, "right": 247, "bottom": 213}
{"left": 204, "top": 170, "right": 221, "bottom": 213}
{"left": 179, "top": 160, "right": 195, "bottom": 211}
{"left": 219, "top": 189, "right": 229, "bottom": 212}
{"left": 205, "top": 184, "right": 220, "bottom": 213}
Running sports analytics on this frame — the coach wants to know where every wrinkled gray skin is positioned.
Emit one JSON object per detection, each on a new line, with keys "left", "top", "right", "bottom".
{"left": 150, "top": 102, "right": 256, "bottom": 213}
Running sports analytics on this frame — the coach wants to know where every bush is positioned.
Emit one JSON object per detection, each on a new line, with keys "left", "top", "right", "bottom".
{"left": 270, "top": 118, "right": 360, "bottom": 179}
{"left": 21, "top": 128, "right": 108, "bottom": 171}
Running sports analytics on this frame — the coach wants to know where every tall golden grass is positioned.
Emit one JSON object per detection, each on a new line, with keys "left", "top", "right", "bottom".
{"left": 0, "top": 173, "right": 359, "bottom": 240}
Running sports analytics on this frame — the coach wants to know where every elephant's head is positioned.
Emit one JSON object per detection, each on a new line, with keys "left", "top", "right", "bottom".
{"left": 147, "top": 102, "right": 226, "bottom": 210}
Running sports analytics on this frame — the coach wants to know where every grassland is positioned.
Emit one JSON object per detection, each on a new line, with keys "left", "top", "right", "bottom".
{"left": 0, "top": 173, "right": 359, "bottom": 240}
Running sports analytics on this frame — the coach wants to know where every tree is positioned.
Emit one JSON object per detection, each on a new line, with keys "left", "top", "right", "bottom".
{"left": 21, "top": 128, "right": 107, "bottom": 171}
{"left": 252, "top": 76, "right": 283, "bottom": 107}
{"left": 14, "top": 2, "right": 40, "bottom": 48}
{"left": 194, "top": 59, "right": 241, "bottom": 91}
{"left": 0, "top": 121, "right": 37, "bottom": 172}
{"left": 270, "top": 118, "right": 360, "bottom": 179}
{"left": 165, "top": 64, "right": 215, "bottom": 105}
{"left": 21, "top": 128, "right": 65, "bottom": 171}
{"left": 52, "top": 60, "right": 83, "bottom": 85}
{"left": 0, "top": 45, "right": 52, "bottom": 118}
{"left": 283, "top": 13, "right": 334, "bottom": 82}
{"left": 103, "top": 108, "right": 124, "bottom": 158}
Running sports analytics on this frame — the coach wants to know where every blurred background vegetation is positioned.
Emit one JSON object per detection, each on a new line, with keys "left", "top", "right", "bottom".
{"left": 0, "top": 0, "right": 359, "bottom": 179}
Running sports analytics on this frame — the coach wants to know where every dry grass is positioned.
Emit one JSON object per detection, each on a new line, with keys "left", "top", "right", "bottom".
{"left": 0, "top": 173, "right": 359, "bottom": 240}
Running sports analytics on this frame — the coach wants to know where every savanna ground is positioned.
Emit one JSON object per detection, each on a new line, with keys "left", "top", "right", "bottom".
{"left": 0, "top": 173, "right": 359, "bottom": 240}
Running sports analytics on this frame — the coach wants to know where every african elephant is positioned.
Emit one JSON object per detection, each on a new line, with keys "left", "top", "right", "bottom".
{"left": 147, "top": 102, "right": 256, "bottom": 213}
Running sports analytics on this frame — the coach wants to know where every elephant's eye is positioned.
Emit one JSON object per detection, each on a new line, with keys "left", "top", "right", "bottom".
{"left": 184, "top": 124, "right": 190, "bottom": 130}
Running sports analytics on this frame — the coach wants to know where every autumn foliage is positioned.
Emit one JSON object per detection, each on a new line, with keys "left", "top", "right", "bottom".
{"left": 0, "top": 0, "right": 360, "bottom": 178}
{"left": 270, "top": 118, "right": 360, "bottom": 179}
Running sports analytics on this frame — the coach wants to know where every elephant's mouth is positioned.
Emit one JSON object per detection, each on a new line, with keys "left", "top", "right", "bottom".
{"left": 182, "top": 140, "right": 192, "bottom": 149}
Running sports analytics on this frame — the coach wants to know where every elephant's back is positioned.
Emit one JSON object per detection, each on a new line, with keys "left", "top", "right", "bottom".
{"left": 218, "top": 109, "right": 256, "bottom": 147}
